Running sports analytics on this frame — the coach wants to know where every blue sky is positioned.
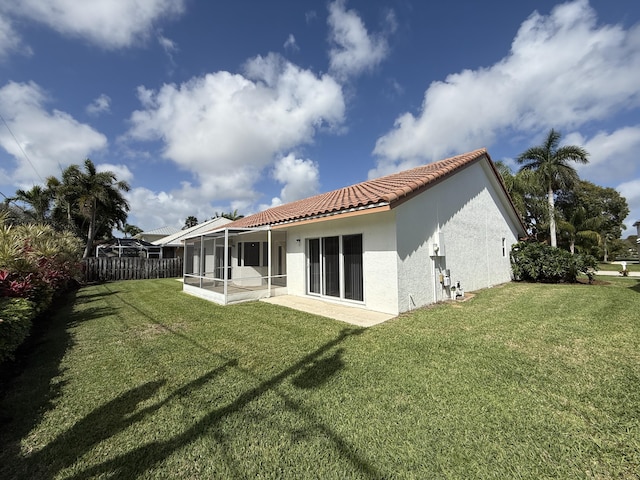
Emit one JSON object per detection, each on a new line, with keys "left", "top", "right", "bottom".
{"left": 1, "top": 0, "right": 639, "bottom": 233}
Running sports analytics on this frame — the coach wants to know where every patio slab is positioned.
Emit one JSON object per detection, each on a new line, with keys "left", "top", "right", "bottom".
{"left": 260, "top": 295, "right": 395, "bottom": 327}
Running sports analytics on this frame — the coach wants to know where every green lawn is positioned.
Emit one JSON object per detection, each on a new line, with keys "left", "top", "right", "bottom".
{"left": 1, "top": 277, "right": 639, "bottom": 479}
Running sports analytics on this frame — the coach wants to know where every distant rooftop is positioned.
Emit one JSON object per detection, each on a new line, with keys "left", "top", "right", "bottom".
{"left": 138, "top": 225, "right": 181, "bottom": 237}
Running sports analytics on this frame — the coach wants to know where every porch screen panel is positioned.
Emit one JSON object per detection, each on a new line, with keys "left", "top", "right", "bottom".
{"left": 308, "top": 239, "right": 320, "bottom": 294}
{"left": 343, "top": 234, "right": 363, "bottom": 301}
{"left": 323, "top": 236, "right": 340, "bottom": 297}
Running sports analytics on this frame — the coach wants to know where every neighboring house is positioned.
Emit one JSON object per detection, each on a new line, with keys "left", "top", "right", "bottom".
{"left": 153, "top": 217, "right": 232, "bottom": 258}
{"left": 135, "top": 225, "right": 181, "bottom": 244}
{"left": 634, "top": 221, "right": 640, "bottom": 257}
{"left": 96, "top": 238, "right": 162, "bottom": 258}
{"left": 183, "top": 148, "right": 526, "bottom": 316}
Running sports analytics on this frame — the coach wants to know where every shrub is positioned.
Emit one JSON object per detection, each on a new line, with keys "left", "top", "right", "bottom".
{"left": 510, "top": 241, "right": 598, "bottom": 283}
{"left": 0, "top": 215, "right": 82, "bottom": 310}
{"left": 0, "top": 297, "right": 36, "bottom": 363}
{"left": 0, "top": 214, "right": 82, "bottom": 362}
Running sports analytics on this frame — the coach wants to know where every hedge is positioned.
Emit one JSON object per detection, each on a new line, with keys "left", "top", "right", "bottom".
{"left": 0, "top": 297, "right": 36, "bottom": 363}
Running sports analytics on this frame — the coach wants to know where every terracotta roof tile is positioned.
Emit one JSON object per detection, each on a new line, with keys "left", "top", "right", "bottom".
{"left": 228, "top": 148, "right": 489, "bottom": 229}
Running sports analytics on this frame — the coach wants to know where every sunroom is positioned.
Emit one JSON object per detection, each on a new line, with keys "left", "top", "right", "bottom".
{"left": 182, "top": 227, "right": 288, "bottom": 305}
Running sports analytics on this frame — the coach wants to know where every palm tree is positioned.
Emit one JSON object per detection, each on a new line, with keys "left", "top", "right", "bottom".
{"left": 121, "top": 223, "right": 143, "bottom": 238}
{"left": 215, "top": 209, "right": 244, "bottom": 221}
{"left": 517, "top": 129, "right": 589, "bottom": 247}
{"left": 495, "top": 161, "right": 545, "bottom": 239}
{"left": 12, "top": 185, "right": 52, "bottom": 223}
{"left": 557, "top": 205, "right": 602, "bottom": 254}
{"left": 51, "top": 159, "right": 130, "bottom": 258}
{"left": 183, "top": 216, "right": 198, "bottom": 230}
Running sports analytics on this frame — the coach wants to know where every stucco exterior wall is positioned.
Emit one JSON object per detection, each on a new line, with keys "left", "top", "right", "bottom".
{"left": 395, "top": 159, "right": 522, "bottom": 313}
{"left": 282, "top": 211, "right": 399, "bottom": 315}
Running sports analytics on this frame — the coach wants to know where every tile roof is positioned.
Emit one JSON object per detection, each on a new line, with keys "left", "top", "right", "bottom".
{"left": 228, "top": 148, "right": 491, "bottom": 229}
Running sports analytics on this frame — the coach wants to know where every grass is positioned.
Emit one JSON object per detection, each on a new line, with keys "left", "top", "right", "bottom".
{"left": 1, "top": 277, "right": 639, "bottom": 479}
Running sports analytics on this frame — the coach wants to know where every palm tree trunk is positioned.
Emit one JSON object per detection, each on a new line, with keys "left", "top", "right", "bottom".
{"left": 83, "top": 200, "right": 98, "bottom": 258}
{"left": 548, "top": 185, "right": 557, "bottom": 248}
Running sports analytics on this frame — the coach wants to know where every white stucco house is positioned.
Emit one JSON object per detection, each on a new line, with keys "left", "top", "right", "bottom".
{"left": 182, "top": 148, "right": 526, "bottom": 316}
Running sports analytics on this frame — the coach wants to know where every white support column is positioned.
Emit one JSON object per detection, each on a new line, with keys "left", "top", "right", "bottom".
{"left": 199, "top": 234, "right": 204, "bottom": 289}
{"left": 267, "top": 229, "right": 272, "bottom": 297}
{"left": 223, "top": 229, "right": 229, "bottom": 304}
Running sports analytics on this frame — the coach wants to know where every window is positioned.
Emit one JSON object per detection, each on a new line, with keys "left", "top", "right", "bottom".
{"left": 502, "top": 238, "right": 506, "bottom": 257}
{"left": 243, "top": 242, "right": 260, "bottom": 266}
{"left": 306, "top": 234, "right": 363, "bottom": 302}
{"left": 238, "top": 241, "right": 269, "bottom": 267}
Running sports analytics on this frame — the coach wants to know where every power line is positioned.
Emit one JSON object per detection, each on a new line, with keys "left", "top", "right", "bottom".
{"left": 0, "top": 111, "right": 44, "bottom": 183}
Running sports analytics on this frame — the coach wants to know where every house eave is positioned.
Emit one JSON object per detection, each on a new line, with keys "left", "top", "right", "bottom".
{"left": 270, "top": 202, "right": 391, "bottom": 229}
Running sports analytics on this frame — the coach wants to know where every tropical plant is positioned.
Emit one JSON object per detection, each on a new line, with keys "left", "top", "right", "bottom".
{"left": 183, "top": 216, "right": 198, "bottom": 229}
{"left": 0, "top": 214, "right": 83, "bottom": 302}
{"left": 510, "top": 241, "right": 597, "bottom": 283}
{"left": 11, "top": 185, "right": 52, "bottom": 224}
{"left": 215, "top": 209, "right": 244, "bottom": 221}
{"left": 495, "top": 162, "right": 546, "bottom": 239}
{"left": 517, "top": 129, "right": 589, "bottom": 247}
{"left": 121, "top": 223, "right": 143, "bottom": 238}
{"left": 48, "top": 159, "right": 130, "bottom": 258}
{"left": 556, "top": 180, "right": 629, "bottom": 260}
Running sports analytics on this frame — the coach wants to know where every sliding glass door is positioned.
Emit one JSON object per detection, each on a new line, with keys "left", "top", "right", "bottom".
{"left": 306, "top": 234, "right": 363, "bottom": 302}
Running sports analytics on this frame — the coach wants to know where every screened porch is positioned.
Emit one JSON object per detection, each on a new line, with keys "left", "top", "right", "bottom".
{"left": 182, "top": 227, "right": 287, "bottom": 305}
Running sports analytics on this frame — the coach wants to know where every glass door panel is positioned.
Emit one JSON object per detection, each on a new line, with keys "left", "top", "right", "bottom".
{"left": 308, "top": 238, "right": 321, "bottom": 294}
{"left": 323, "top": 236, "right": 340, "bottom": 297}
{"left": 343, "top": 234, "right": 363, "bottom": 301}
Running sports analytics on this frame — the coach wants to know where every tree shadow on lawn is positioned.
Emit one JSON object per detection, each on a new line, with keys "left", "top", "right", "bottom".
{"left": 0, "top": 289, "right": 118, "bottom": 479}
{"left": 18, "top": 359, "right": 239, "bottom": 480}
{"left": 46, "top": 327, "right": 379, "bottom": 479}
{"left": 628, "top": 279, "right": 640, "bottom": 294}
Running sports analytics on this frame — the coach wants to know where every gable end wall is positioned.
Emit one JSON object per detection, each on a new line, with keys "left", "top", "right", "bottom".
{"left": 394, "top": 158, "right": 522, "bottom": 313}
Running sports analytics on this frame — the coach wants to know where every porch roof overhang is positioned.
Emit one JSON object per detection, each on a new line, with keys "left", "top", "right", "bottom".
{"left": 182, "top": 226, "right": 270, "bottom": 242}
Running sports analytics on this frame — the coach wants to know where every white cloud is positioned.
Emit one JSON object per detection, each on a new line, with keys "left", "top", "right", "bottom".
{"left": 284, "top": 34, "right": 299, "bottom": 52}
{"left": 0, "top": 13, "right": 31, "bottom": 59}
{"left": 158, "top": 33, "right": 178, "bottom": 66}
{"left": 86, "top": 94, "right": 111, "bottom": 116}
{"left": 127, "top": 53, "right": 344, "bottom": 205}
{"left": 566, "top": 126, "right": 640, "bottom": 183}
{"left": 0, "top": 81, "right": 107, "bottom": 186}
{"left": 272, "top": 153, "right": 320, "bottom": 204}
{"left": 371, "top": 0, "right": 640, "bottom": 177}
{"left": 327, "top": 0, "right": 391, "bottom": 80}
{"left": 97, "top": 163, "right": 134, "bottom": 184}
{"left": 4, "top": 0, "right": 186, "bottom": 49}
{"left": 126, "top": 186, "right": 196, "bottom": 230}
{"left": 617, "top": 179, "right": 640, "bottom": 230}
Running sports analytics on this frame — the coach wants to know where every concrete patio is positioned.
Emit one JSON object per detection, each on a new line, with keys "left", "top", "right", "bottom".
{"left": 260, "top": 295, "right": 395, "bottom": 327}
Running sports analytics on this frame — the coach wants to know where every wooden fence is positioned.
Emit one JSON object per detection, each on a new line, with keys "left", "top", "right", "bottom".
{"left": 82, "top": 257, "right": 183, "bottom": 282}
